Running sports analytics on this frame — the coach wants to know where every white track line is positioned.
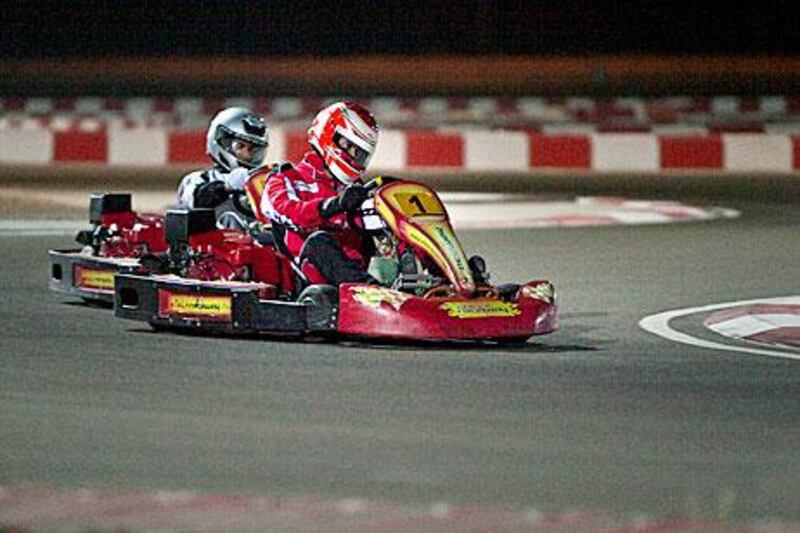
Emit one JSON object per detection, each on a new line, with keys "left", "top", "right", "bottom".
{"left": 639, "top": 296, "right": 800, "bottom": 361}
{"left": 0, "top": 220, "right": 85, "bottom": 236}
{"left": 0, "top": 195, "right": 737, "bottom": 235}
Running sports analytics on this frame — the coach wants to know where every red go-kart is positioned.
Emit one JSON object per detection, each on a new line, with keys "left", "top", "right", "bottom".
{"left": 48, "top": 194, "right": 168, "bottom": 304}
{"left": 112, "top": 176, "right": 557, "bottom": 343}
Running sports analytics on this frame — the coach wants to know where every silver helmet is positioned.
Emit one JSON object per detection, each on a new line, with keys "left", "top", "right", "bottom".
{"left": 206, "top": 107, "right": 269, "bottom": 171}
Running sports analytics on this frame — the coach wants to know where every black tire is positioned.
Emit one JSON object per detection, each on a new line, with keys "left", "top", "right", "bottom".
{"left": 297, "top": 284, "right": 339, "bottom": 306}
{"left": 298, "top": 284, "right": 339, "bottom": 332}
{"left": 496, "top": 283, "right": 521, "bottom": 301}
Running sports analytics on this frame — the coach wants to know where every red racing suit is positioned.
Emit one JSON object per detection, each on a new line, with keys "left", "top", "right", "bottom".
{"left": 260, "top": 151, "right": 370, "bottom": 283}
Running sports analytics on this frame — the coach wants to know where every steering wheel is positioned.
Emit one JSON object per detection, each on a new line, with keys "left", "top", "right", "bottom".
{"left": 363, "top": 175, "right": 399, "bottom": 194}
{"left": 231, "top": 190, "right": 255, "bottom": 218}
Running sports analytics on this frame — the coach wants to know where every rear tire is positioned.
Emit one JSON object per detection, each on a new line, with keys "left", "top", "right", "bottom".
{"left": 298, "top": 284, "right": 339, "bottom": 333}
{"left": 297, "top": 284, "right": 339, "bottom": 306}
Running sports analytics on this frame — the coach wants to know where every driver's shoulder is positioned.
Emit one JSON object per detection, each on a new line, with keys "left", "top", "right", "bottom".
{"left": 270, "top": 160, "right": 295, "bottom": 174}
{"left": 263, "top": 160, "right": 299, "bottom": 181}
{"left": 182, "top": 165, "right": 225, "bottom": 182}
{"left": 178, "top": 167, "right": 212, "bottom": 185}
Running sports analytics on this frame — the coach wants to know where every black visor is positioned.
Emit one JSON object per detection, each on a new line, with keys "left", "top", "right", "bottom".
{"left": 334, "top": 132, "right": 370, "bottom": 167}
{"left": 219, "top": 132, "right": 266, "bottom": 166}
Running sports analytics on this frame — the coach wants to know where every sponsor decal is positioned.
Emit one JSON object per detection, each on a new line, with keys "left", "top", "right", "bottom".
{"left": 433, "top": 226, "right": 465, "bottom": 268}
{"left": 350, "top": 286, "right": 411, "bottom": 311}
{"left": 159, "top": 291, "right": 232, "bottom": 320}
{"left": 75, "top": 266, "right": 114, "bottom": 291}
{"left": 521, "top": 283, "right": 555, "bottom": 303}
{"left": 394, "top": 192, "right": 445, "bottom": 217}
{"left": 433, "top": 225, "right": 471, "bottom": 284}
{"left": 440, "top": 300, "right": 521, "bottom": 319}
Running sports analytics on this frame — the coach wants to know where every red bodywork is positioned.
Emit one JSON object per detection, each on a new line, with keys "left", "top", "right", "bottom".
{"left": 97, "top": 211, "right": 169, "bottom": 257}
{"left": 184, "top": 229, "right": 293, "bottom": 297}
{"left": 337, "top": 281, "right": 557, "bottom": 341}
{"left": 332, "top": 180, "right": 558, "bottom": 341}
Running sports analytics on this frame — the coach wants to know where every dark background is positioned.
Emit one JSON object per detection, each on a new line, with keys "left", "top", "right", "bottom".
{"left": 5, "top": 1, "right": 799, "bottom": 58}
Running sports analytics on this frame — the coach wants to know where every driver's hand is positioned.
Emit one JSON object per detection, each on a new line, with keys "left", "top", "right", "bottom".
{"left": 319, "top": 183, "right": 368, "bottom": 218}
{"left": 339, "top": 183, "right": 368, "bottom": 213}
{"left": 225, "top": 168, "right": 251, "bottom": 191}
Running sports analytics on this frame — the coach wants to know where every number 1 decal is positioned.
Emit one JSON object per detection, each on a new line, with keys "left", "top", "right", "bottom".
{"left": 409, "top": 195, "right": 427, "bottom": 215}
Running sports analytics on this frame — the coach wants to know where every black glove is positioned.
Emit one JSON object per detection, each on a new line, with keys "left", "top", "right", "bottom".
{"left": 318, "top": 183, "right": 368, "bottom": 218}
{"left": 193, "top": 181, "right": 229, "bottom": 208}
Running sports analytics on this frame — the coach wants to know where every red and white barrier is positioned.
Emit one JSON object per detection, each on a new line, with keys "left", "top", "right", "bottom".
{"left": 3, "top": 95, "right": 800, "bottom": 124}
{"left": 1, "top": 127, "right": 799, "bottom": 172}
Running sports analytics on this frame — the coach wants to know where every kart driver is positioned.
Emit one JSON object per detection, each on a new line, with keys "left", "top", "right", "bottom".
{"left": 261, "top": 101, "right": 379, "bottom": 286}
{"left": 176, "top": 107, "right": 270, "bottom": 226}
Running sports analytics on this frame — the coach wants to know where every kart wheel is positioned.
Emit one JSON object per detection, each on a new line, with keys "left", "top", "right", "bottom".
{"left": 297, "top": 284, "right": 339, "bottom": 306}
{"left": 496, "top": 283, "right": 521, "bottom": 301}
{"left": 298, "top": 284, "right": 339, "bottom": 332}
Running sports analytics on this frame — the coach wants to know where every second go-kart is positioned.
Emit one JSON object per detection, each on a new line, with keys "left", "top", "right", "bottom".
{"left": 113, "top": 175, "right": 557, "bottom": 343}
{"left": 48, "top": 194, "right": 168, "bottom": 304}
{"left": 47, "top": 180, "right": 264, "bottom": 305}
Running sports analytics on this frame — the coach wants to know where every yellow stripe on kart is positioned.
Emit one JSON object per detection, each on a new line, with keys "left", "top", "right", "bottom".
{"left": 77, "top": 268, "right": 115, "bottom": 290}
{"left": 440, "top": 300, "right": 521, "bottom": 319}
{"left": 166, "top": 294, "right": 232, "bottom": 318}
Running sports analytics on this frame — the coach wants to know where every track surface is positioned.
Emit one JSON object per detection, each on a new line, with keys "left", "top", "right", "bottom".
{"left": 1, "top": 177, "right": 799, "bottom": 528}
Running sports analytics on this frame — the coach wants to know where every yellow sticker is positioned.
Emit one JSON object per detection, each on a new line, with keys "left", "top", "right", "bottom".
{"left": 440, "top": 300, "right": 521, "bottom": 319}
{"left": 350, "top": 286, "right": 412, "bottom": 311}
{"left": 521, "top": 283, "right": 555, "bottom": 303}
{"left": 76, "top": 268, "right": 115, "bottom": 290}
{"left": 165, "top": 294, "right": 232, "bottom": 318}
{"left": 393, "top": 192, "right": 445, "bottom": 217}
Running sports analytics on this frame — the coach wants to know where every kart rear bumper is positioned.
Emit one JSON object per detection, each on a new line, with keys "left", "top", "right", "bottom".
{"left": 48, "top": 249, "right": 141, "bottom": 304}
{"left": 113, "top": 274, "right": 333, "bottom": 334}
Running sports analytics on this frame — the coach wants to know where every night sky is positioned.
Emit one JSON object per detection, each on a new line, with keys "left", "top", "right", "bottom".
{"left": 4, "top": 2, "right": 799, "bottom": 58}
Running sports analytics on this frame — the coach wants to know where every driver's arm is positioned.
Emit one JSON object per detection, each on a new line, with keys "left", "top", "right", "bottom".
{"left": 176, "top": 170, "right": 228, "bottom": 209}
{"left": 181, "top": 167, "right": 253, "bottom": 209}
{"left": 192, "top": 181, "right": 229, "bottom": 208}
{"left": 318, "top": 183, "right": 368, "bottom": 218}
{"left": 263, "top": 173, "right": 327, "bottom": 229}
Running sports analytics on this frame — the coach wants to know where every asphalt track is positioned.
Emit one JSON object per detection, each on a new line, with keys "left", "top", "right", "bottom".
{"left": 1, "top": 171, "right": 799, "bottom": 529}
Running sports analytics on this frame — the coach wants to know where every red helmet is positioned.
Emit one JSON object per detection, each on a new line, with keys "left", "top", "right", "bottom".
{"left": 308, "top": 101, "right": 379, "bottom": 185}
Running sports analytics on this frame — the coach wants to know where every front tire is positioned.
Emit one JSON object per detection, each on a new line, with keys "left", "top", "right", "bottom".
{"left": 496, "top": 283, "right": 521, "bottom": 301}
